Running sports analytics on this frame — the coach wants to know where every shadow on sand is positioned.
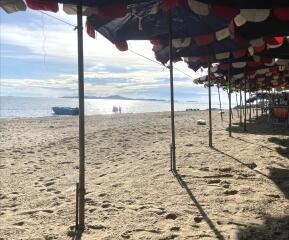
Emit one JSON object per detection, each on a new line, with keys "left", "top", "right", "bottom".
{"left": 227, "top": 116, "right": 289, "bottom": 136}
{"left": 212, "top": 147, "right": 269, "bottom": 179}
{"left": 172, "top": 170, "right": 226, "bottom": 240}
{"left": 68, "top": 226, "right": 83, "bottom": 240}
{"left": 269, "top": 137, "right": 289, "bottom": 159}
{"left": 236, "top": 216, "right": 289, "bottom": 240}
{"left": 212, "top": 147, "right": 289, "bottom": 240}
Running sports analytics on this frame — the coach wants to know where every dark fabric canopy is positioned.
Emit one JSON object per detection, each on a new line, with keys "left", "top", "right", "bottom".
{"left": 258, "top": 41, "right": 289, "bottom": 59}
{"left": 87, "top": 1, "right": 230, "bottom": 42}
{"left": 235, "top": 14, "right": 289, "bottom": 40}
{"left": 195, "top": 0, "right": 289, "bottom": 8}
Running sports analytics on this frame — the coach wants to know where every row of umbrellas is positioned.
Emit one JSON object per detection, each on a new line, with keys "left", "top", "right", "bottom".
{"left": 2, "top": 0, "right": 289, "bottom": 232}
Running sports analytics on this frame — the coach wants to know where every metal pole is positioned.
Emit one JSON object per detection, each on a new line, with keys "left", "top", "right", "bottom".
{"left": 228, "top": 65, "right": 232, "bottom": 137}
{"left": 208, "top": 61, "right": 213, "bottom": 147}
{"left": 249, "top": 82, "right": 252, "bottom": 122}
{"left": 76, "top": 183, "right": 79, "bottom": 229}
{"left": 261, "top": 89, "right": 264, "bottom": 117}
{"left": 256, "top": 92, "right": 259, "bottom": 119}
{"left": 217, "top": 84, "right": 223, "bottom": 121}
{"left": 244, "top": 78, "right": 247, "bottom": 132}
{"left": 235, "top": 81, "right": 240, "bottom": 118}
{"left": 168, "top": 10, "right": 176, "bottom": 172}
{"left": 77, "top": 0, "right": 85, "bottom": 231}
{"left": 239, "top": 82, "right": 243, "bottom": 125}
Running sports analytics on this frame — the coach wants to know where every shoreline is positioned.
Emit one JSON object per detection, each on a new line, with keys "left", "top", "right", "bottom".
{"left": 0, "top": 108, "right": 229, "bottom": 121}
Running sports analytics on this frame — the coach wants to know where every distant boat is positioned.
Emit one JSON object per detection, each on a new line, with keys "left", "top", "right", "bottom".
{"left": 52, "top": 107, "right": 79, "bottom": 115}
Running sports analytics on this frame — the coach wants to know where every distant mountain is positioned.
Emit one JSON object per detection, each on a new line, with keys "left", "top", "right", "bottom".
{"left": 61, "top": 95, "right": 166, "bottom": 102}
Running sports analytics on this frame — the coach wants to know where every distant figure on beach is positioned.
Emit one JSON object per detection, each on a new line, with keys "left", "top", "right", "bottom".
{"left": 112, "top": 106, "right": 118, "bottom": 113}
{"left": 119, "top": 106, "right": 122, "bottom": 114}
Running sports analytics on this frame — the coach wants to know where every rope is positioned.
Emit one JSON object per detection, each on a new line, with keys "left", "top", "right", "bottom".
{"left": 39, "top": 11, "right": 76, "bottom": 28}
{"left": 128, "top": 49, "right": 197, "bottom": 81}
{"left": 41, "top": 13, "right": 47, "bottom": 68}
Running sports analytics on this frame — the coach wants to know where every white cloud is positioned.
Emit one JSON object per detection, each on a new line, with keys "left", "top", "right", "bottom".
{"left": 1, "top": 9, "right": 205, "bottom": 97}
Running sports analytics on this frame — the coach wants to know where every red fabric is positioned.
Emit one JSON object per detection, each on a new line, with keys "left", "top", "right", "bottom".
{"left": 253, "top": 44, "right": 265, "bottom": 53}
{"left": 26, "top": 0, "right": 58, "bottom": 12}
{"left": 115, "top": 42, "right": 128, "bottom": 51}
{"left": 199, "top": 55, "right": 209, "bottom": 62}
{"left": 264, "top": 36, "right": 285, "bottom": 45}
{"left": 152, "top": 44, "right": 163, "bottom": 52}
{"left": 150, "top": 39, "right": 166, "bottom": 47}
{"left": 247, "top": 71, "right": 255, "bottom": 78}
{"left": 232, "top": 49, "right": 246, "bottom": 58}
{"left": 97, "top": 4, "right": 127, "bottom": 20}
{"left": 269, "top": 67, "right": 278, "bottom": 74}
{"left": 260, "top": 57, "right": 274, "bottom": 64}
{"left": 173, "top": 57, "right": 182, "bottom": 63}
{"left": 274, "top": 8, "right": 289, "bottom": 21}
{"left": 234, "top": 33, "right": 247, "bottom": 46}
{"left": 219, "top": 63, "right": 229, "bottom": 71}
{"left": 228, "top": 21, "right": 235, "bottom": 35}
{"left": 194, "top": 34, "right": 214, "bottom": 46}
{"left": 265, "top": 78, "right": 272, "bottom": 86}
{"left": 211, "top": 5, "right": 238, "bottom": 20}
{"left": 248, "top": 61, "right": 262, "bottom": 67}
{"left": 161, "top": 0, "right": 186, "bottom": 11}
{"left": 86, "top": 20, "right": 95, "bottom": 39}
{"left": 150, "top": 39, "right": 165, "bottom": 52}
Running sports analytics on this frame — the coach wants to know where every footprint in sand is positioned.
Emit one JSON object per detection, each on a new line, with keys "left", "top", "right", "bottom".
{"left": 219, "top": 167, "right": 232, "bottom": 173}
{"left": 221, "top": 180, "right": 231, "bottom": 189}
{"left": 0, "top": 194, "right": 7, "bottom": 200}
{"left": 0, "top": 165, "right": 7, "bottom": 169}
{"left": 112, "top": 183, "right": 122, "bottom": 188}
{"left": 194, "top": 216, "right": 203, "bottom": 223}
{"left": 44, "top": 181, "right": 55, "bottom": 187}
{"left": 87, "top": 224, "right": 107, "bottom": 230}
{"left": 165, "top": 213, "right": 178, "bottom": 220}
{"left": 170, "top": 227, "right": 180, "bottom": 231}
{"left": 224, "top": 190, "right": 238, "bottom": 195}
{"left": 89, "top": 208, "right": 97, "bottom": 213}
{"left": 13, "top": 221, "right": 25, "bottom": 226}
{"left": 98, "top": 193, "right": 108, "bottom": 197}
{"left": 85, "top": 198, "right": 97, "bottom": 206}
{"left": 42, "top": 209, "right": 54, "bottom": 214}
{"left": 207, "top": 179, "right": 221, "bottom": 184}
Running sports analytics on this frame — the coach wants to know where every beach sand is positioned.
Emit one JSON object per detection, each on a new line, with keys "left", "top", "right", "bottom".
{"left": 1, "top": 110, "right": 289, "bottom": 239}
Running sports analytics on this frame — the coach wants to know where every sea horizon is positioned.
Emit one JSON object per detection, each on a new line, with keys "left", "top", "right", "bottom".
{"left": 0, "top": 96, "right": 230, "bottom": 118}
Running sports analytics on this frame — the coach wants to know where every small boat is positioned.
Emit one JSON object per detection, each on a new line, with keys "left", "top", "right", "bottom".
{"left": 52, "top": 107, "right": 79, "bottom": 115}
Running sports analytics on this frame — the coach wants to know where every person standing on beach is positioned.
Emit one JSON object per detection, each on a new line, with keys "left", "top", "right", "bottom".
{"left": 119, "top": 106, "right": 122, "bottom": 114}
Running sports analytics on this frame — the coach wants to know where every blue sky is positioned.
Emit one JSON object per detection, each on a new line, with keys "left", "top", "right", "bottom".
{"left": 0, "top": 8, "right": 229, "bottom": 104}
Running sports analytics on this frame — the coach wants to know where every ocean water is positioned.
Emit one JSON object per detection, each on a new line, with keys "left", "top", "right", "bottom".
{"left": 0, "top": 96, "right": 227, "bottom": 118}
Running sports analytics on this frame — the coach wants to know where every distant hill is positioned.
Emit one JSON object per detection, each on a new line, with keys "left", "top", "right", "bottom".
{"left": 61, "top": 95, "right": 166, "bottom": 102}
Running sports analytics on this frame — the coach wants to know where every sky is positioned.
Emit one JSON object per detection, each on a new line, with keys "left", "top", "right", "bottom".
{"left": 0, "top": 8, "right": 229, "bottom": 104}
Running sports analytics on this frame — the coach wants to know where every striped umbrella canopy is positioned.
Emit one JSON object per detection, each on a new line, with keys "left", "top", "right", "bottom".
{"left": 192, "top": 0, "right": 289, "bottom": 8}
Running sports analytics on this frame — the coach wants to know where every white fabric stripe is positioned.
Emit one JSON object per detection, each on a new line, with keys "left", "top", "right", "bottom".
{"left": 187, "top": 0, "right": 209, "bottom": 16}
{"left": 0, "top": 0, "right": 26, "bottom": 13}
{"left": 240, "top": 9, "right": 270, "bottom": 22}
{"left": 172, "top": 38, "right": 191, "bottom": 48}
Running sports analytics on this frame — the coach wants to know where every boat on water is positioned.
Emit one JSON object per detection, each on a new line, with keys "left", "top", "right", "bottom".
{"left": 52, "top": 107, "right": 79, "bottom": 115}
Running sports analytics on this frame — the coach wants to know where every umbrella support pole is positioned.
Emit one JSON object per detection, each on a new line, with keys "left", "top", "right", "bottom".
{"left": 168, "top": 10, "right": 176, "bottom": 172}
{"left": 77, "top": 0, "right": 85, "bottom": 231}
{"left": 217, "top": 84, "right": 223, "bottom": 121}
{"left": 244, "top": 79, "right": 247, "bottom": 132}
{"left": 208, "top": 61, "right": 213, "bottom": 147}
{"left": 228, "top": 65, "right": 232, "bottom": 137}
{"left": 239, "top": 86, "right": 242, "bottom": 125}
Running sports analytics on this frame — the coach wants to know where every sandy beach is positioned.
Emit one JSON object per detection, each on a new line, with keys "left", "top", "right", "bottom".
{"left": 1, "top": 110, "right": 289, "bottom": 239}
